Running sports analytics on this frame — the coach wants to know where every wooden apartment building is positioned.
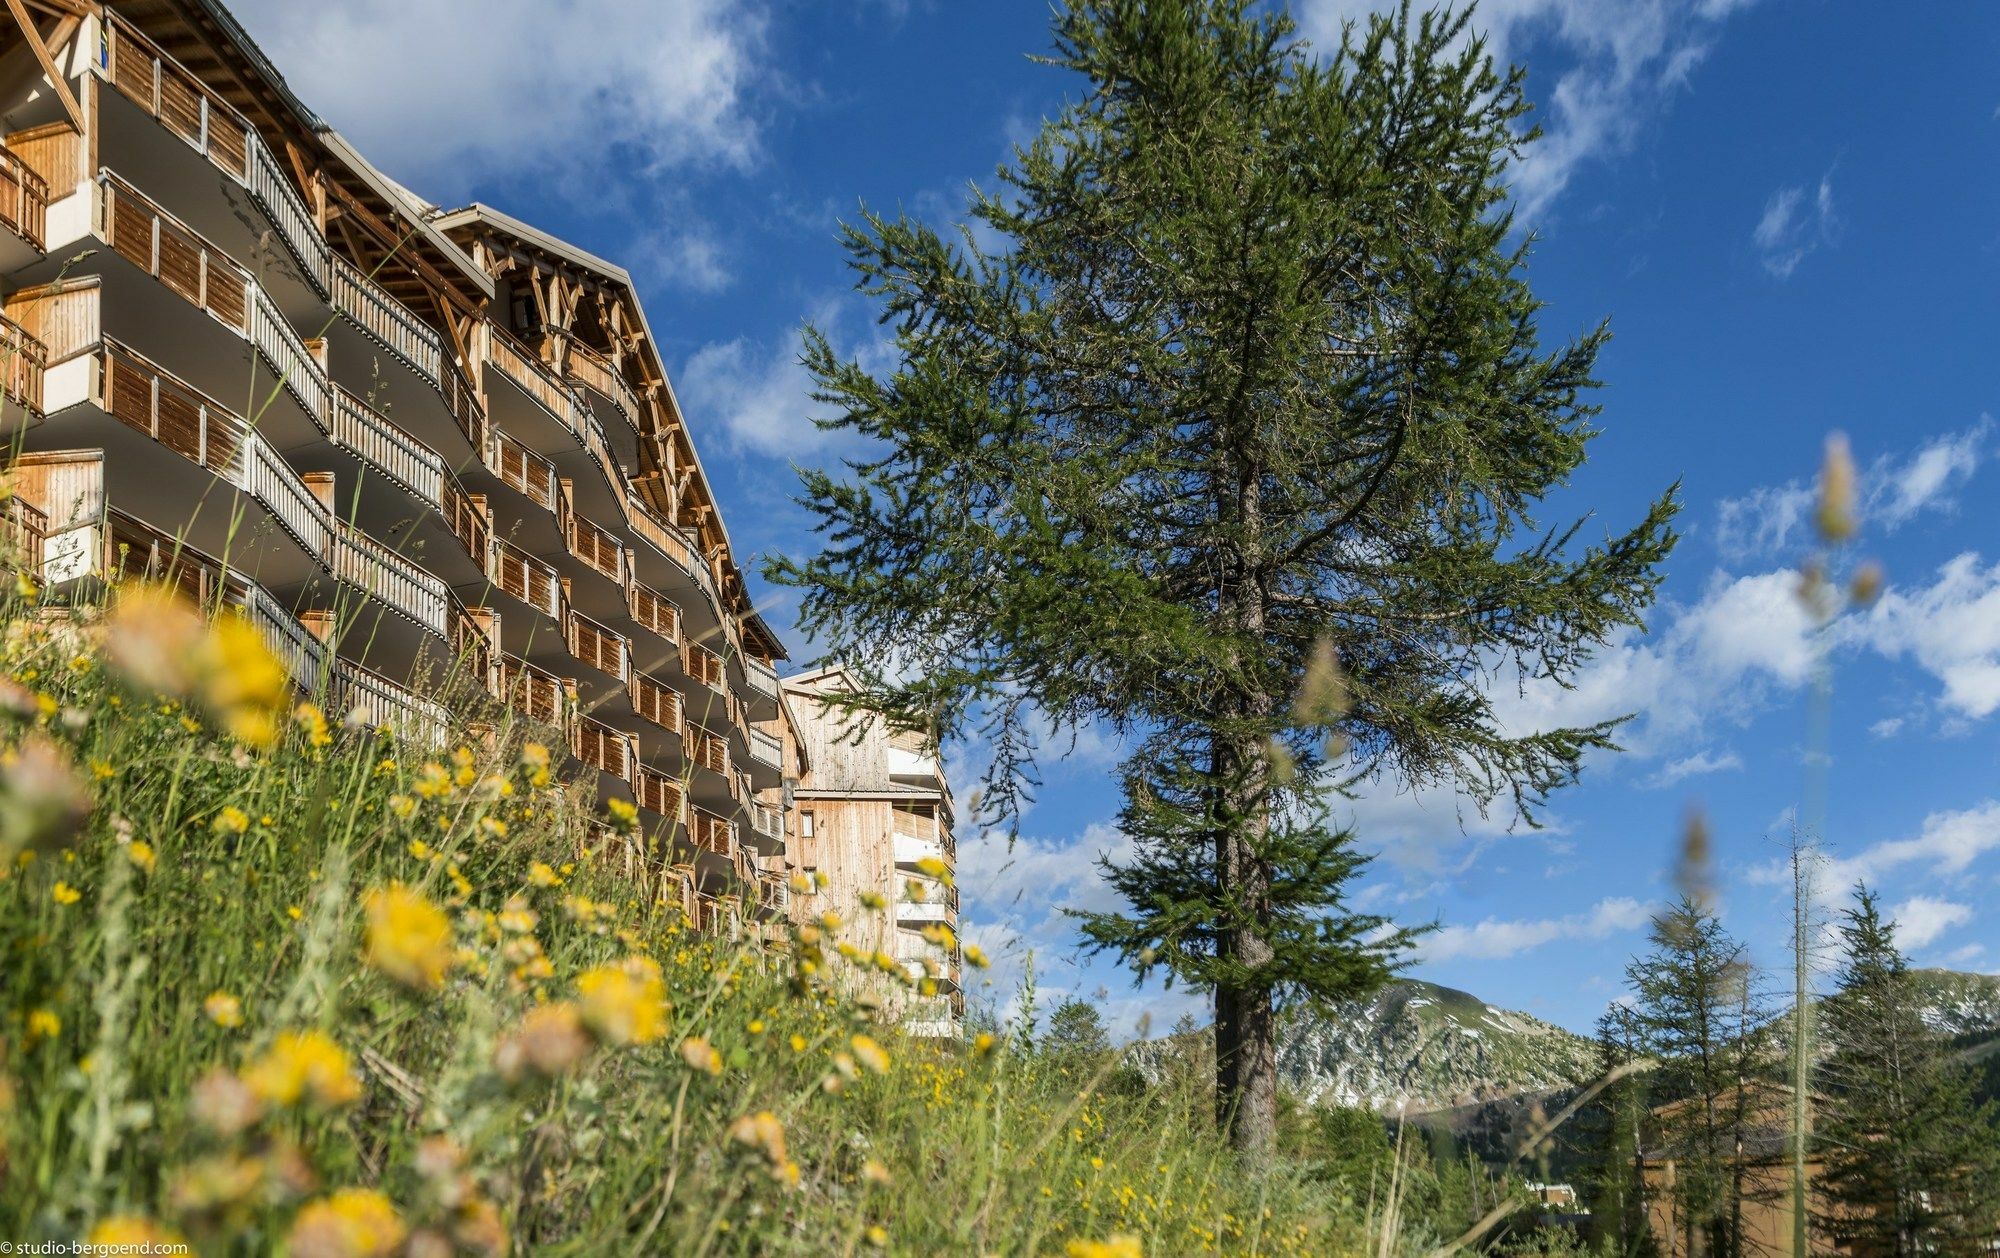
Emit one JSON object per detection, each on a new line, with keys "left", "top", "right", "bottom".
{"left": 0, "top": 0, "right": 796, "bottom": 930}
{"left": 782, "top": 666, "right": 963, "bottom": 1037}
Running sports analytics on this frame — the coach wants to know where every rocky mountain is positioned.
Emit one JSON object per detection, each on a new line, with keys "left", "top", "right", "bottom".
{"left": 1907, "top": 968, "right": 2000, "bottom": 1038}
{"left": 1131, "top": 970, "right": 2000, "bottom": 1121}
{"left": 1273, "top": 980, "right": 1600, "bottom": 1113}
{"left": 1132, "top": 979, "right": 1601, "bottom": 1115}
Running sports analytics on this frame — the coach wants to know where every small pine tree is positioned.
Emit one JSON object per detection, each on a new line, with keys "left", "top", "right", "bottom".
{"left": 1578, "top": 1006, "right": 1653, "bottom": 1256}
{"left": 1814, "top": 886, "right": 2000, "bottom": 1255}
{"left": 1627, "top": 899, "right": 1772, "bottom": 1258}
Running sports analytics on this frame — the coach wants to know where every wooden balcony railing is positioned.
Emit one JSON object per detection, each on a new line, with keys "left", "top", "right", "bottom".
{"left": 630, "top": 670, "right": 682, "bottom": 734}
{"left": 0, "top": 314, "right": 47, "bottom": 420}
{"left": 331, "top": 387, "right": 445, "bottom": 507}
{"left": 487, "top": 427, "right": 557, "bottom": 509}
{"left": 745, "top": 801, "right": 784, "bottom": 844}
{"left": 747, "top": 727, "right": 782, "bottom": 770}
{"left": 329, "top": 252, "right": 444, "bottom": 384}
{"left": 103, "top": 14, "right": 252, "bottom": 180}
{"left": 635, "top": 766, "right": 684, "bottom": 821}
{"left": 0, "top": 493, "right": 45, "bottom": 568}
{"left": 685, "top": 723, "right": 730, "bottom": 777}
{"left": 497, "top": 653, "right": 573, "bottom": 727}
{"left": 329, "top": 524, "right": 449, "bottom": 636}
{"left": 743, "top": 657, "right": 779, "bottom": 703}
{"left": 628, "top": 582, "right": 680, "bottom": 645}
{"left": 572, "top": 717, "right": 633, "bottom": 780}
{"left": 566, "top": 510, "right": 626, "bottom": 584}
{"left": 566, "top": 610, "right": 628, "bottom": 681}
{"left": 337, "top": 658, "right": 448, "bottom": 746}
{"left": 487, "top": 537, "right": 564, "bottom": 619}
{"left": 0, "top": 144, "right": 48, "bottom": 250}
{"left": 689, "top": 808, "right": 735, "bottom": 858}
{"left": 442, "top": 482, "right": 489, "bottom": 565}
{"left": 547, "top": 331, "right": 644, "bottom": 432}
{"left": 100, "top": 172, "right": 246, "bottom": 329}
{"left": 487, "top": 326, "right": 578, "bottom": 425}
{"left": 683, "top": 641, "right": 726, "bottom": 692}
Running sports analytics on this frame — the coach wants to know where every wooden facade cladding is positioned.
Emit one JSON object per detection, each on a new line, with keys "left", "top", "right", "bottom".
{"left": 683, "top": 640, "right": 725, "bottom": 692}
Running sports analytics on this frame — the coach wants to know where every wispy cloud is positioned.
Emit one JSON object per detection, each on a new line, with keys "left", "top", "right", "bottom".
{"left": 1645, "top": 749, "right": 1743, "bottom": 788}
{"left": 676, "top": 296, "right": 897, "bottom": 457}
{"left": 1419, "top": 896, "right": 1654, "bottom": 963}
{"left": 1753, "top": 173, "right": 1837, "bottom": 278}
{"left": 1889, "top": 895, "right": 1972, "bottom": 950}
{"left": 1714, "top": 420, "right": 1993, "bottom": 561}
{"left": 1755, "top": 799, "right": 2000, "bottom": 889}
{"left": 1297, "top": 0, "right": 1762, "bottom": 220}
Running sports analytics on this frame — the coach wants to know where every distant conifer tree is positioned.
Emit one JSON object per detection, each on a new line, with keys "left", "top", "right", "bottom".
{"left": 1814, "top": 886, "right": 2000, "bottom": 1255}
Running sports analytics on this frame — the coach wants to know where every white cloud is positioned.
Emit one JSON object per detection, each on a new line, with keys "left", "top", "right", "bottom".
{"left": 1866, "top": 554, "right": 2000, "bottom": 720}
{"left": 1419, "top": 896, "right": 1653, "bottom": 963}
{"left": 1869, "top": 716, "right": 1905, "bottom": 739}
{"left": 1872, "top": 419, "right": 1990, "bottom": 528}
{"left": 1645, "top": 748, "right": 1743, "bottom": 788}
{"left": 677, "top": 297, "right": 898, "bottom": 457}
{"left": 227, "top": 0, "right": 767, "bottom": 197}
{"left": 1297, "top": 0, "right": 1760, "bottom": 220}
{"left": 1791, "top": 800, "right": 2000, "bottom": 891}
{"left": 1753, "top": 174, "right": 1837, "bottom": 278}
{"left": 1714, "top": 419, "right": 1993, "bottom": 561}
{"left": 1889, "top": 895, "right": 1972, "bottom": 951}
{"left": 1715, "top": 483, "right": 1813, "bottom": 560}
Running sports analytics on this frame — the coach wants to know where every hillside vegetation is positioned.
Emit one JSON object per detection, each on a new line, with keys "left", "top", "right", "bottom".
{"left": 0, "top": 580, "right": 1370, "bottom": 1255}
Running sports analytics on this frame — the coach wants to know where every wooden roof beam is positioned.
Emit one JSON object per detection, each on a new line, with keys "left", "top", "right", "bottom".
{"left": 5, "top": 0, "right": 83, "bottom": 134}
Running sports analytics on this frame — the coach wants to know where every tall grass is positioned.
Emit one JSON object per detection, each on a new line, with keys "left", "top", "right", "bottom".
{"left": 0, "top": 575, "right": 1362, "bottom": 1255}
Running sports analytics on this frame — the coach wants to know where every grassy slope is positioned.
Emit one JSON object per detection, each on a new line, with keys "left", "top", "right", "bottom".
{"left": 0, "top": 586, "right": 1363, "bottom": 1255}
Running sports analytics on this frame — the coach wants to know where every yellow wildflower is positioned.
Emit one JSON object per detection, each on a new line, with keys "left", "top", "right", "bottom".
{"left": 242, "top": 1029, "right": 361, "bottom": 1108}
{"left": 1067, "top": 1237, "right": 1142, "bottom": 1258}
{"left": 606, "top": 796, "right": 638, "bottom": 830}
{"left": 850, "top": 1034, "right": 891, "bottom": 1075}
{"left": 26, "top": 1008, "right": 59, "bottom": 1041}
{"left": 51, "top": 880, "right": 80, "bottom": 905}
{"left": 214, "top": 806, "right": 251, "bottom": 834}
{"left": 126, "top": 840, "right": 156, "bottom": 873}
{"left": 577, "top": 957, "right": 668, "bottom": 1046}
{"left": 287, "top": 1187, "right": 405, "bottom": 1258}
{"left": 295, "top": 701, "right": 333, "bottom": 747}
{"left": 528, "top": 860, "right": 561, "bottom": 888}
{"left": 204, "top": 991, "right": 244, "bottom": 1028}
{"left": 913, "top": 855, "right": 952, "bottom": 883}
{"left": 87, "top": 1218, "right": 186, "bottom": 1250}
{"left": 678, "top": 1035, "right": 723, "bottom": 1076}
{"left": 964, "top": 944, "right": 991, "bottom": 969}
{"left": 363, "top": 884, "right": 454, "bottom": 991}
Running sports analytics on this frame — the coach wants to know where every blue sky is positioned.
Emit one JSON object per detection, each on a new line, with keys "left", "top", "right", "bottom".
{"left": 232, "top": 0, "right": 2000, "bottom": 1038}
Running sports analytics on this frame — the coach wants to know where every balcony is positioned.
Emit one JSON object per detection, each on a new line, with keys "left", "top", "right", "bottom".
{"left": 685, "top": 723, "right": 731, "bottom": 778}
{"left": 486, "top": 426, "right": 560, "bottom": 511}
{"left": 0, "top": 313, "right": 45, "bottom": 422}
{"left": 0, "top": 144, "right": 48, "bottom": 252}
{"left": 682, "top": 640, "right": 726, "bottom": 693}
{"left": 893, "top": 833, "right": 946, "bottom": 867}
{"left": 566, "top": 610, "right": 629, "bottom": 682}
{"left": 898, "top": 876, "right": 957, "bottom": 925}
{"left": 329, "top": 252, "right": 444, "bottom": 386}
{"left": 744, "top": 655, "right": 779, "bottom": 702}
{"left": 635, "top": 765, "right": 684, "bottom": 823}
{"left": 496, "top": 653, "right": 575, "bottom": 728}
{"left": 628, "top": 582, "right": 680, "bottom": 646}
{"left": 102, "top": 14, "right": 253, "bottom": 186}
{"left": 565, "top": 507, "right": 627, "bottom": 586}
{"left": 547, "top": 331, "right": 645, "bottom": 437}
{"left": 328, "top": 523, "right": 450, "bottom": 639}
{"left": 331, "top": 386, "right": 446, "bottom": 508}
{"left": 743, "top": 800, "right": 785, "bottom": 847}
{"left": 629, "top": 670, "right": 682, "bottom": 734}
{"left": 747, "top": 726, "right": 782, "bottom": 771}
{"left": 572, "top": 716, "right": 635, "bottom": 782}
{"left": 486, "top": 537, "right": 565, "bottom": 620}
{"left": 689, "top": 807, "right": 735, "bottom": 858}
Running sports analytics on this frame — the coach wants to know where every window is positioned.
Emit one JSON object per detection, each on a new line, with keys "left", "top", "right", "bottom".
{"left": 799, "top": 810, "right": 815, "bottom": 839}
